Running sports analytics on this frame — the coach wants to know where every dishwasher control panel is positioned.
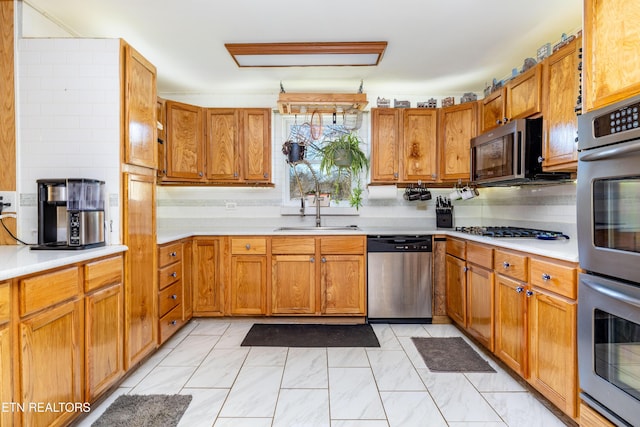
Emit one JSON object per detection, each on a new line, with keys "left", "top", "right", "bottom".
{"left": 367, "top": 235, "right": 433, "bottom": 252}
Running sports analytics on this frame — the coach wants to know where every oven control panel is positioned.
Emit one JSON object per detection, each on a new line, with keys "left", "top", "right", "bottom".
{"left": 593, "top": 100, "right": 640, "bottom": 137}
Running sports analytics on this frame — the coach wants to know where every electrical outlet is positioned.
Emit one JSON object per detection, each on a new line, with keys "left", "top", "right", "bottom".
{"left": 225, "top": 202, "right": 237, "bottom": 210}
{"left": 0, "top": 191, "right": 17, "bottom": 213}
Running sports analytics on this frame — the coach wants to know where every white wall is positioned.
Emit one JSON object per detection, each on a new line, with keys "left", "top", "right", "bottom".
{"left": 17, "top": 38, "right": 122, "bottom": 244}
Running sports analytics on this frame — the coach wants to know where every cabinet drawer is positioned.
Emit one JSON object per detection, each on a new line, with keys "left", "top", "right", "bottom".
{"left": 0, "top": 282, "right": 9, "bottom": 324}
{"left": 466, "top": 242, "right": 493, "bottom": 269}
{"left": 320, "top": 236, "right": 365, "bottom": 254}
{"left": 85, "top": 255, "right": 123, "bottom": 292}
{"left": 158, "top": 261, "right": 182, "bottom": 290}
{"left": 159, "top": 280, "right": 182, "bottom": 317}
{"left": 494, "top": 249, "right": 528, "bottom": 282}
{"left": 231, "top": 237, "right": 267, "bottom": 255}
{"left": 530, "top": 258, "right": 577, "bottom": 299}
{"left": 20, "top": 267, "right": 80, "bottom": 317}
{"left": 272, "top": 237, "right": 315, "bottom": 254}
{"left": 159, "top": 304, "right": 184, "bottom": 343}
{"left": 446, "top": 238, "right": 466, "bottom": 258}
{"left": 158, "top": 242, "right": 182, "bottom": 267}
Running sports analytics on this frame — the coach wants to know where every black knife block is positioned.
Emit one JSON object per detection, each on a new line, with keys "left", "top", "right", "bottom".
{"left": 436, "top": 208, "right": 453, "bottom": 228}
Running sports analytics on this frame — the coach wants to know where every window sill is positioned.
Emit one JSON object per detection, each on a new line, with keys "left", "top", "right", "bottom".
{"left": 280, "top": 206, "right": 359, "bottom": 216}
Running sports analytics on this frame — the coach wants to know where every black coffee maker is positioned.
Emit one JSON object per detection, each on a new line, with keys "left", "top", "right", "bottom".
{"left": 34, "top": 178, "right": 106, "bottom": 250}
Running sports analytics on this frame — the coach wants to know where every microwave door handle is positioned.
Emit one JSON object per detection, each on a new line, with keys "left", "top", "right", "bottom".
{"left": 580, "top": 140, "right": 640, "bottom": 161}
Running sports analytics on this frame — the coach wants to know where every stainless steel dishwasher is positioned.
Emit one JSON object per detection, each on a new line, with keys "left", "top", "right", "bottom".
{"left": 367, "top": 235, "right": 433, "bottom": 322}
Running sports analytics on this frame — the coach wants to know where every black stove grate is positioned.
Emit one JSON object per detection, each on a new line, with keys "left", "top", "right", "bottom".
{"left": 455, "top": 226, "right": 569, "bottom": 239}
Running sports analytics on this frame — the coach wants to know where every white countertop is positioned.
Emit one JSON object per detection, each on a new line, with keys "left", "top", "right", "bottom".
{"left": 157, "top": 226, "right": 579, "bottom": 263}
{"left": 0, "top": 245, "right": 128, "bottom": 281}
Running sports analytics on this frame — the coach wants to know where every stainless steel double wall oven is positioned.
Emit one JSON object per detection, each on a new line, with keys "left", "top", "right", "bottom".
{"left": 577, "top": 93, "right": 640, "bottom": 427}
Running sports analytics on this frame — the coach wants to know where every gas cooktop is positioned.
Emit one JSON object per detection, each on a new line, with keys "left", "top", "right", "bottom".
{"left": 455, "top": 226, "right": 570, "bottom": 239}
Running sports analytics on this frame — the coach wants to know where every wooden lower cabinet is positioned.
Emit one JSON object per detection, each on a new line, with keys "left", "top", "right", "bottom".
{"left": 85, "top": 284, "right": 123, "bottom": 401}
{"left": 272, "top": 254, "right": 316, "bottom": 314}
{"left": 528, "top": 287, "right": 578, "bottom": 418}
{"left": 466, "top": 264, "right": 494, "bottom": 351}
{"left": 192, "top": 237, "right": 225, "bottom": 315}
{"left": 321, "top": 254, "right": 365, "bottom": 315}
{"left": 229, "top": 255, "right": 267, "bottom": 315}
{"left": 445, "top": 254, "right": 466, "bottom": 327}
{"left": 20, "top": 299, "right": 83, "bottom": 427}
{"left": 579, "top": 401, "right": 616, "bottom": 427}
{"left": 494, "top": 274, "right": 528, "bottom": 377}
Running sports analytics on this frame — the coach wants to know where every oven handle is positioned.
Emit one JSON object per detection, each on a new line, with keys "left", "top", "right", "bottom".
{"left": 580, "top": 139, "right": 640, "bottom": 161}
{"left": 583, "top": 276, "right": 640, "bottom": 309}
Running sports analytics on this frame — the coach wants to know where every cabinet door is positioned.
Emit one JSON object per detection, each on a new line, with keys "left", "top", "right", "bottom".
{"left": 0, "top": 324, "right": 11, "bottom": 427}
{"left": 528, "top": 288, "right": 578, "bottom": 418}
{"left": 445, "top": 254, "right": 466, "bottom": 327}
{"left": 206, "top": 109, "right": 239, "bottom": 181}
{"left": 165, "top": 101, "right": 205, "bottom": 180}
{"left": 20, "top": 300, "right": 82, "bottom": 427}
{"left": 480, "top": 89, "right": 506, "bottom": 132}
{"left": 123, "top": 172, "right": 157, "bottom": 369}
{"left": 192, "top": 238, "right": 225, "bottom": 315}
{"left": 494, "top": 275, "right": 527, "bottom": 377}
{"left": 124, "top": 44, "right": 157, "bottom": 169}
{"left": 241, "top": 109, "right": 271, "bottom": 182}
{"left": 439, "top": 103, "right": 477, "bottom": 182}
{"left": 402, "top": 109, "right": 438, "bottom": 182}
{"left": 321, "top": 254, "right": 366, "bottom": 315}
{"left": 229, "top": 255, "right": 267, "bottom": 315}
{"left": 272, "top": 255, "right": 316, "bottom": 314}
{"left": 85, "top": 283, "right": 123, "bottom": 401}
{"left": 584, "top": 0, "right": 640, "bottom": 110}
{"left": 157, "top": 98, "right": 166, "bottom": 176}
{"left": 466, "top": 264, "right": 494, "bottom": 351}
{"left": 371, "top": 108, "right": 400, "bottom": 182}
{"left": 506, "top": 63, "right": 542, "bottom": 120}
{"left": 182, "top": 240, "right": 193, "bottom": 320}
{"left": 543, "top": 37, "right": 580, "bottom": 170}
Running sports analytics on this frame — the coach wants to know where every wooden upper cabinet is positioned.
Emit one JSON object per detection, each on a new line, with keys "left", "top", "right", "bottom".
{"left": 124, "top": 43, "right": 157, "bottom": 169}
{"left": 584, "top": 0, "right": 640, "bottom": 110}
{"left": 543, "top": 37, "right": 581, "bottom": 171}
{"left": 370, "top": 108, "right": 437, "bottom": 183}
{"left": 371, "top": 108, "right": 401, "bottom": 182}
{"left": 156, "top": 98, "right": 167, "bottom": 176}
{"left": 480, "top": 88, "right": 506, "bottom": 133}
{"left": 206, "top": 108, "right": 239, "bottom": 181}
{"left": 402, "top": 109, "right": 438, "bottom": 182}
{"left": 439, "top": 102, "right": 477, "bottom": 182}
{"left": 506, "top": 63, "right": 542, "bottom": 120}
{"left": 165, "top": 100, "right": 205, "bottom": 180}
{"left": 242, "top": 109, "right": 271, "bottom": 182}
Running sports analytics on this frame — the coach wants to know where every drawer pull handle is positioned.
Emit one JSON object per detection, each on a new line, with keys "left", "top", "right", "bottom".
{"left": 503, "top": 261, "right": 510, "bottom": 269}
{"left": 526, "top": 290, "right": 534, "bottom": 297}
{"left": 516, "top": 286, "right": 524, "bottom": 293}
{"left": 246, "top": 244, "right": 251, "bottom": 250}
{"left": 542, "top": 273, "right": 551, "bottom": 281}
{"left": 310, "top": 257, "right": 315, "bottom": 263}
{"left": 170, "top": 252, "right": 177, "bottom": 257}
{"left": 171, "top": 294, "right": 177, "bottom": 300}
{"left": 171, "top": 272, "right": 177, "bottom": 278}
{"left": 170, "top": 320, "right": 177, "bottom": 326}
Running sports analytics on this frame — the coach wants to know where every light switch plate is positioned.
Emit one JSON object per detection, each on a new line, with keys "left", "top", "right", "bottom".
{"left": 0, "top": 191, "right": 17, "bottom": 213}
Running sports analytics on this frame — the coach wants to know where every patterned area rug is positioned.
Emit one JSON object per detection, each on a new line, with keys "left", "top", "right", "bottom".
{"left": 241, "top": 323, "right": 380, "bottom": 347}
{"left": 411, "top": 337, "right": 496, "bottom": 372}
{"left": 92, "top": 394, "right": 192, "bottom": 427}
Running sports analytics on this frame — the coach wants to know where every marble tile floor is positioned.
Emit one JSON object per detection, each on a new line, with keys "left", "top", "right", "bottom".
{"left": 76, "top": 319, "right": 575, "bottom": 427}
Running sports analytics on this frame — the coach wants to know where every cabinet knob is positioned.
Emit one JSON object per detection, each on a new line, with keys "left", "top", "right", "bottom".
{"left": 542, "top": 273, "right": 551, "bottom": 281}
{"left": 263, "top": 172, "right": 269, "bottom": 178}
{"left": 526, "top": 290, "right": 534, "bottom": 297}
{"left": 170, "top": 320, "right": 177, "bottom": 326}
{"left": 463, "top": 266, "right": 469, "bottom": 272}
{"left": 170, "top": 251, "right": 177, "bottom": 257}
{"left": 198, "top": 171, "right": 203, "bottom": 177}
{"left": 503, "top": 261, "right": 510, "bottom": 269}
{"left": 503, "top": 117, "right": 510, "bottom": 123}
{"left": 496, "top": 119, "right": 502, "bottom": 125}
{"left": 171, "top": 272, "right": 177, "bottom": 278}
{"left": 394, "top": 172, "right": 399, "bottom": 179}
{"left": 310, "top": 257, "right": 315, "bottom": 263}
{"left": 516, "top": 286, "right": 524, "bottom": 293}
{"left": 234, "top": 172, "right": 239, "bottom": 178}
{"left": 245, "top": 244, "right": 251, "bottom": 250}
{"left": 171, "top": 294, "right": 177, "bottom": 300}
{"left": 537, "top": 156, "right": 545, "bottom": 164}
{"left": 321, "top": 257, "right": 326, "bottom": 263}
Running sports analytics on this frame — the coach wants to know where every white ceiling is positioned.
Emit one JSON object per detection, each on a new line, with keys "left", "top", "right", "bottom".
{"left": 21, "top": 0, "right": 582, "bottom": 99}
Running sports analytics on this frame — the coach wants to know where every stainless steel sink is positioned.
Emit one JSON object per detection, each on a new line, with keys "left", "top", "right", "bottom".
{"left": 274, "top": 225, "right": 360, "bottom": 232}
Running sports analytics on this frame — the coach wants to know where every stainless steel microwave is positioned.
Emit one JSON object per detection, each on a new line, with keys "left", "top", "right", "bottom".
{"left": 470, "top": 118, "right": 570, "bottom": 185}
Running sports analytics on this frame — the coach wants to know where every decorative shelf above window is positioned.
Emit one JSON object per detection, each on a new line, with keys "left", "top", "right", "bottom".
{"left": 277, "top": 92, "right": 368, "bottom": 115}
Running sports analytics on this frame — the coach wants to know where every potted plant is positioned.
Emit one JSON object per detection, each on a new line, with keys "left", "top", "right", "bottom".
{"left": 319, "top": 132, "right": 369, "bottom": 209}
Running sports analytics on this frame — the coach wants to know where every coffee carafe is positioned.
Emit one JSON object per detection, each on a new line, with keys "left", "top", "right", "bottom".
{"left": 35, "top": 178, "right": 106, "bottom": 249}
